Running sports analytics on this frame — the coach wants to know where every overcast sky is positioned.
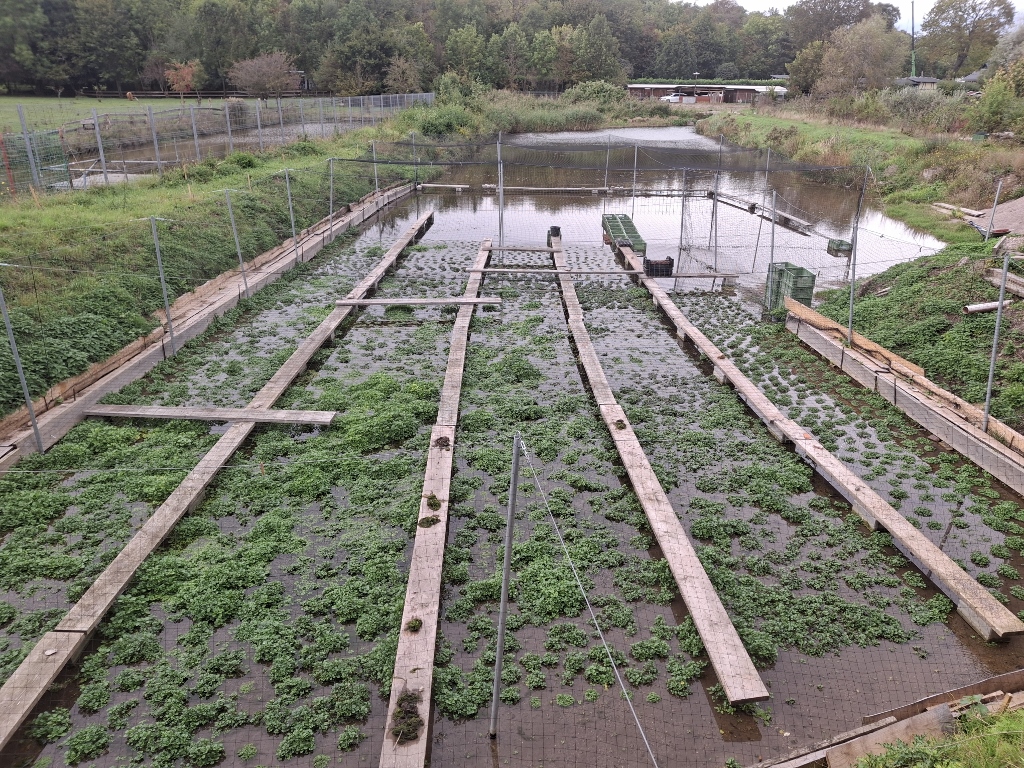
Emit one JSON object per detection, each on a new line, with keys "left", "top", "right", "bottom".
{"left": 693, "top": 0, "right": 935, "bottom": 32}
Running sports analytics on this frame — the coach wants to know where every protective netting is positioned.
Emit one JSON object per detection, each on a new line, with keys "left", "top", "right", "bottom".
{"left": 1, "top": 137, "right": 1021, "bottom": 768}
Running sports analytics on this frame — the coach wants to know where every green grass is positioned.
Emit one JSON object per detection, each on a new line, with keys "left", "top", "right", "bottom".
{"left": 0, "top": 95, "right": 249, "bottom": 133}
{"left": 858, "top": 706, "right": 1024, "bottom": 767}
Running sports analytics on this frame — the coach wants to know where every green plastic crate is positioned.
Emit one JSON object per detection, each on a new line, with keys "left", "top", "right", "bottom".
{"left": 766, "top": 262, "right": 816, "bottom": 310}
{"left": 602, "top": 214, "right": 647, "bottom": 256}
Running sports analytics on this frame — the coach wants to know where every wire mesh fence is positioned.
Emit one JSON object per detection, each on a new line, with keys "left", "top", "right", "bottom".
{"left": 0, "top": 94, "right": 433, "bottom": 197}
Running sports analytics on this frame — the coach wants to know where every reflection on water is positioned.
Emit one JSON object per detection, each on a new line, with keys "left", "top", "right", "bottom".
{"left": 428, "top": 126, "right": 945, "bottom": 296}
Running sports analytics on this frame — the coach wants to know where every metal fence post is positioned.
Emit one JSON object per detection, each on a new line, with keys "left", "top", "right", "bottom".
{"left": 255, "top": 100, "right": 264, "bottom": 152}
{"left": 225, "top": 191, "right": 250, "bottom": 298}
{"left": 489, "top": 433, "right": 520, "bottom": 738}
{"left": 189, "top": 106, "right": 201, "bottom": 161}
{"left": 318, "top": 98, "right": 325, "bottom": 139}
{"left": 986, "top": 179, "right": 1004, "bottom": 241}
{"left": 0, "top": 280, "right": 43, "bottom": 452}
{"left": 150, "top": 217, "right": 175, "bottom": 353}
{"left": 631, "top": 144, "right": 638, "bottom": 218}
{"left": 712, "top": 172, "right": 720, "bottom": 271}
{"left": 348, "top": 96, "right": 353, "bottom": 130}
{"left": 846, "top": 166, "right": 870, "bottom": 345}
{"left": 604, "top": 135, "right": 610, "bottom": 190}
{"left": 285, "top": 169, "right": 299, "bottom": 261}
{"left": 278, "top": 97, "right": 286, "bottom": 143}
{"left": 92, "top": 108, "right": 109, "bottom": 185}
{"left": 984, "top": 247, "right": 1011, "bottom": 431}
{"left": 328, "top": 158, "right": 334, "bottom": 235}
{"left": 765, "top": 190, "right": 777, "bottom": 310}
{"left": 299, "top": 98, "right": 306, "bottom": 137}
{"left": 147, "top": 106, "right": 163, "bottom": 176}
{"left": 224, "top": 102, "right": 234, "bottom": 154}
{"left": 371, "top": 142, "right": 379, "bottom": 195}
{"left": 497, "top": 133, "right": 504, "bottom": 249}
{"left": 16, "top": 105, "right": 41, "bottom": 189}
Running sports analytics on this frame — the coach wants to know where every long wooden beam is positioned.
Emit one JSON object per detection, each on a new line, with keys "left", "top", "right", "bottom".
{"left": 0, "top": 212, "right": 436, "bottom": 752}
{"left": 380, "top": 240, "right": 491, "bottom": 768}
{"left": 551, "top": 233, "right": 769, "bottom": 705}
{"left": 614, "top": 243, "right": 1024, "bottom": 641}
{"left": 84, "top": 404, "right": 336, "bottom": 425}
{"left": 469, "top": 268, "right": 643, "bottom": 275}
{"left": 482, "top": 246, "right": 557, "bottom": 252}
{"left": 335, "top": 298, "right": 500, "bottom": 306}
{"left": 0, "top": 184, "right": 416, "bottom": 477}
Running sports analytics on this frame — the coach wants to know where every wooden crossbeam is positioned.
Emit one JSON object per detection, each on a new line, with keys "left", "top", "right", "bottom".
{"left": 470, "top": 268, "right": 642, "bottom": 275}
{"left": 85, "top": 404, "right": 336, "bottom": 425}
{"left": 482, "top": 246, "right": 557, "bottom": 252}
{"left": 669, "top": 272, "right": 739, "bottom": 278}
{"left": 335, "top": 297, "right": 501, "bottom": 306}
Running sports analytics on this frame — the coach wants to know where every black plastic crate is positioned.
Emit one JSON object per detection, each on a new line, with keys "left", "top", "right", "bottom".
{"left": 644, "top": 257, "right": 674, "bottom": 277}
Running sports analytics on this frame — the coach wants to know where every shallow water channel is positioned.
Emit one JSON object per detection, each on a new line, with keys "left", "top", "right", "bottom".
{"left": 0, "top": 128, "right": 1018, "bottom": 768}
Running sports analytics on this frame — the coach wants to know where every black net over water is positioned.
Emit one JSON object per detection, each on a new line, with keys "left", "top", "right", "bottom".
{"left": 2, "top": 128, "right": 1023, "bottom": 768}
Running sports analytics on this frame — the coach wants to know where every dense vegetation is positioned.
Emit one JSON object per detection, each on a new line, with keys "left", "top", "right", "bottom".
{"left": 0, "top": 0, "right": 1016, "bottom": 97}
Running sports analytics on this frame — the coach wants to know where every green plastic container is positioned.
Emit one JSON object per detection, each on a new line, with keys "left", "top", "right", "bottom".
{"left": 827, "top": 238, "right": 853, "bottom": 257}
{"left": 766, "top": 262, "right": 816, "bottom": 310}
{"left": 602, "top": 214, "right": 647, "bottom": 256}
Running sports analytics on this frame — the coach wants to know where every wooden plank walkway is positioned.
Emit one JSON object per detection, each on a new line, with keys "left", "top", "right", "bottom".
{"left": 787, "top": 311, "right": 1024, "bottom": 499}
{"left": 550, "top": 234, "right": 769, "bottom": 705}
{"left": 0, "top": 184, "right": 416, "bottom": 477}
{"left": 335, "top": 297, "right": 500, "bottom": 306}
{"left": 380, "top": 240, "right": 491, "bottom": 768}
{"left": 615, "top": 243, "right": 1024, "bottom": 641}
{"left": 470, "top": 268, "right": 643, "bottom": 275}
{"left": 0, "top": 212, "right": 436, "bottom": 752}
{"left": 84, "top": 404, "right": 336, "bottom": 425}
{"left": 483, "top": 246, "right": 557, "bottom": 252}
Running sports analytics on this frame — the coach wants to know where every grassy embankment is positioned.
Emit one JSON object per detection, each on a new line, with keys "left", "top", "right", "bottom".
{"left": 697, "top": 110, "right": 1024, "bottom": 244}
{"left": 0, "top": 95, "right": 247, "bottom": 133}
{"left": 859, "top": 706, "right": 1024, "bottom": 767}
{"left": 0, "top": 87, "right": 679, "bottom": 418}
{"left": 814, "top": 244, "right": 1024, "bottom": 430}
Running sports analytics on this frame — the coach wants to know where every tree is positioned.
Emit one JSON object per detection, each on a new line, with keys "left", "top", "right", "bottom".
{"left": 227, "top": 52, "right": 299, "bottom": 98}
{"left": 814, "top": 14, "right": 909, "bottom": 95}
{"left": 786, "top": 0, "right": 871, "bottom": 50}
{"left": 737, "top": 12, "right": 792, "bottom": 79}
{"left": 165, "top": 59, "right": 203, "bottom": 101}
{"left": 655, "top": 27, "right": 695, "bottom": 79}
{"left": 527, "top": 29, "right": 556, "bottom": 88}
{"left": 989, "top": 23, "right": 1024, "bottom": 71}
{"left": 384, "top": 56, "right": 421, "bottom": 93}
{"left": 444, "top": 23, "right": 484, "bottom": 78}
{"left": 920, "top": 0, "right": 1015, "bottom": 75}
{"left": 572, "top": 14, "right": 624, "bottom": 83}
{"left": 786, "top": 40, "right": 826, "bottom": 92}
{"left": 501, "top": 22, "right": 529, "bottom": 88}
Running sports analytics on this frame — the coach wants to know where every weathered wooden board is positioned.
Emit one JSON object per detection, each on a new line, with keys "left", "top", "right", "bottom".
{"left": 0, "top": 632, "right": 90, "bottom": 738}
{"left": 381, "top": 241, "right": 491, "bottom": 768}
{"left": 84, "top": 404, "right": 336, "bottom": 425}
{"left": 863, "top": 667, "right": 1024, "bottom": 725}
{"left": 826, "top": 706, "right": 953, "bottom": 768}
{"left": 470, "top": 268, "right": 642, "bottom": 275}
{"left": 552, "top": 235, "right": 769, "bottom": 706}
{"left": 0, "top": 212, "right": 436, "bottom": 753}
{"left": 617, "top": 245, "right": 1024, "bottom": 641}
{"left": 335, "top": 297, "right": 500, "bottom": 306}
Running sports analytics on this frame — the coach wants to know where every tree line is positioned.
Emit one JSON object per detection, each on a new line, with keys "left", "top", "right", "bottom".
{"left": 0, "top": 0, "right": 1016, "bottom": 96}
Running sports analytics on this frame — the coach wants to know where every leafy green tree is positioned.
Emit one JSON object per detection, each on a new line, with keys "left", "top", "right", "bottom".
{"left": 989, "top": 22, "right": 1024, "bottom": 71}
{"left": 527, "top": 28, "right": 556, "bottom": 88}
{"left": 0, "top": 0, "right": 50, "bottom": 88}
{"left": 444, "top": 23, "right": 484, "bottom": 78}
{"left": 655, "top": 27, "right": 695, "bottom": 79}
{"left": 920, "top": 0, "right": 1014, "bottom": 76}
{"left": 572, "top": 14, "right": 624, "bottom": 84}
{"left": 738, "top": 12, "right": 792, "bottom": 78}
{"left": 785, "top": 0, "right": 871, "bottom": 50}
{"left": 813, "top": 14, "right": 908, "bottom": 95}
{"left": 501, "top": 22, "right": 529, "bottom": 88}
{"left": 66, "top": 0, "right": 144, "bottom": 92}
{"left": 786, "top": 39, "right": 826, "bottom": 92}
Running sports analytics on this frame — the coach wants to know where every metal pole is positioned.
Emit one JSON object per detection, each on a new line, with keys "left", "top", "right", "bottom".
{"left": 489, "top": 433, "right": 521, "bottom": 738}
{"left": 318, "top": 98, "right": 325, "bottom": 138}
{"left": 17, "top": 105, "right": 41, "bottom": 189}
{"left": 348, "top": 96, "right": 353, "bottom": 129}
{"left": 986, "top": 179, "right": 1004, "bottom": 241}
{"left": 224, "top": 103, "right": 233, "bottom": 154}
{"left": 0, "top": 281, "right": 43, "bottom": 452}
{"left": 255, "top": 100, "right": 264, "bottom": 152}
{"left": 299, "top": 98, "right": 306, "bottom": 137}
{"left": 147, "top": 106, "right": 163, "bottom": 176}
{"left": 847, "top": 166, "right": 870, "bottom": 345}
{"left": 372, "top": 142, "right": 379, "bottom": 194}
{"left": 984, "top": 247, "right": 1011, "bottom": 431}
{"left": 332, "top": 96, "right": 338, "bottom": 135}
{"left": 329, "top": 158, "right": 335, "bottom": 235}
{"left": 631, "top": 144, "right": 638, "bottom": 218}
{"left": 497, "top": 133, "right": 504, "bottom": 249}
{"left": 92, "top": 109, "right": 109, "bottom": 185}
{"left": 712, "top": 173, "right": 720, "bottom": 270}
{"left": 751, "top": 148, "right": 771, "bottom": 271}
{"left": 677, "top": 169, "right": 687, "bottom": 255}
{"left": 412, "top": 131, "right": 418, "bottom": 185}
{"left": 151, "top": 217, "right": 175, "bottom": 353}
{"left": 278, "top": 97, "right": 285, "bottom": 143}
{"left": 225, "top": 191, "right": 250, "bottom": 298}
{"left": 285, "top": 170, "right": 299, "bottom": 261}
{"left": 189, "top": 106, "right": 201, "bottom": 161}
{"left": 604, "top": 135, "right": 610, "bottom": 190}
{"left": 765, "top": 190, "right": 777, "bottom": 310}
